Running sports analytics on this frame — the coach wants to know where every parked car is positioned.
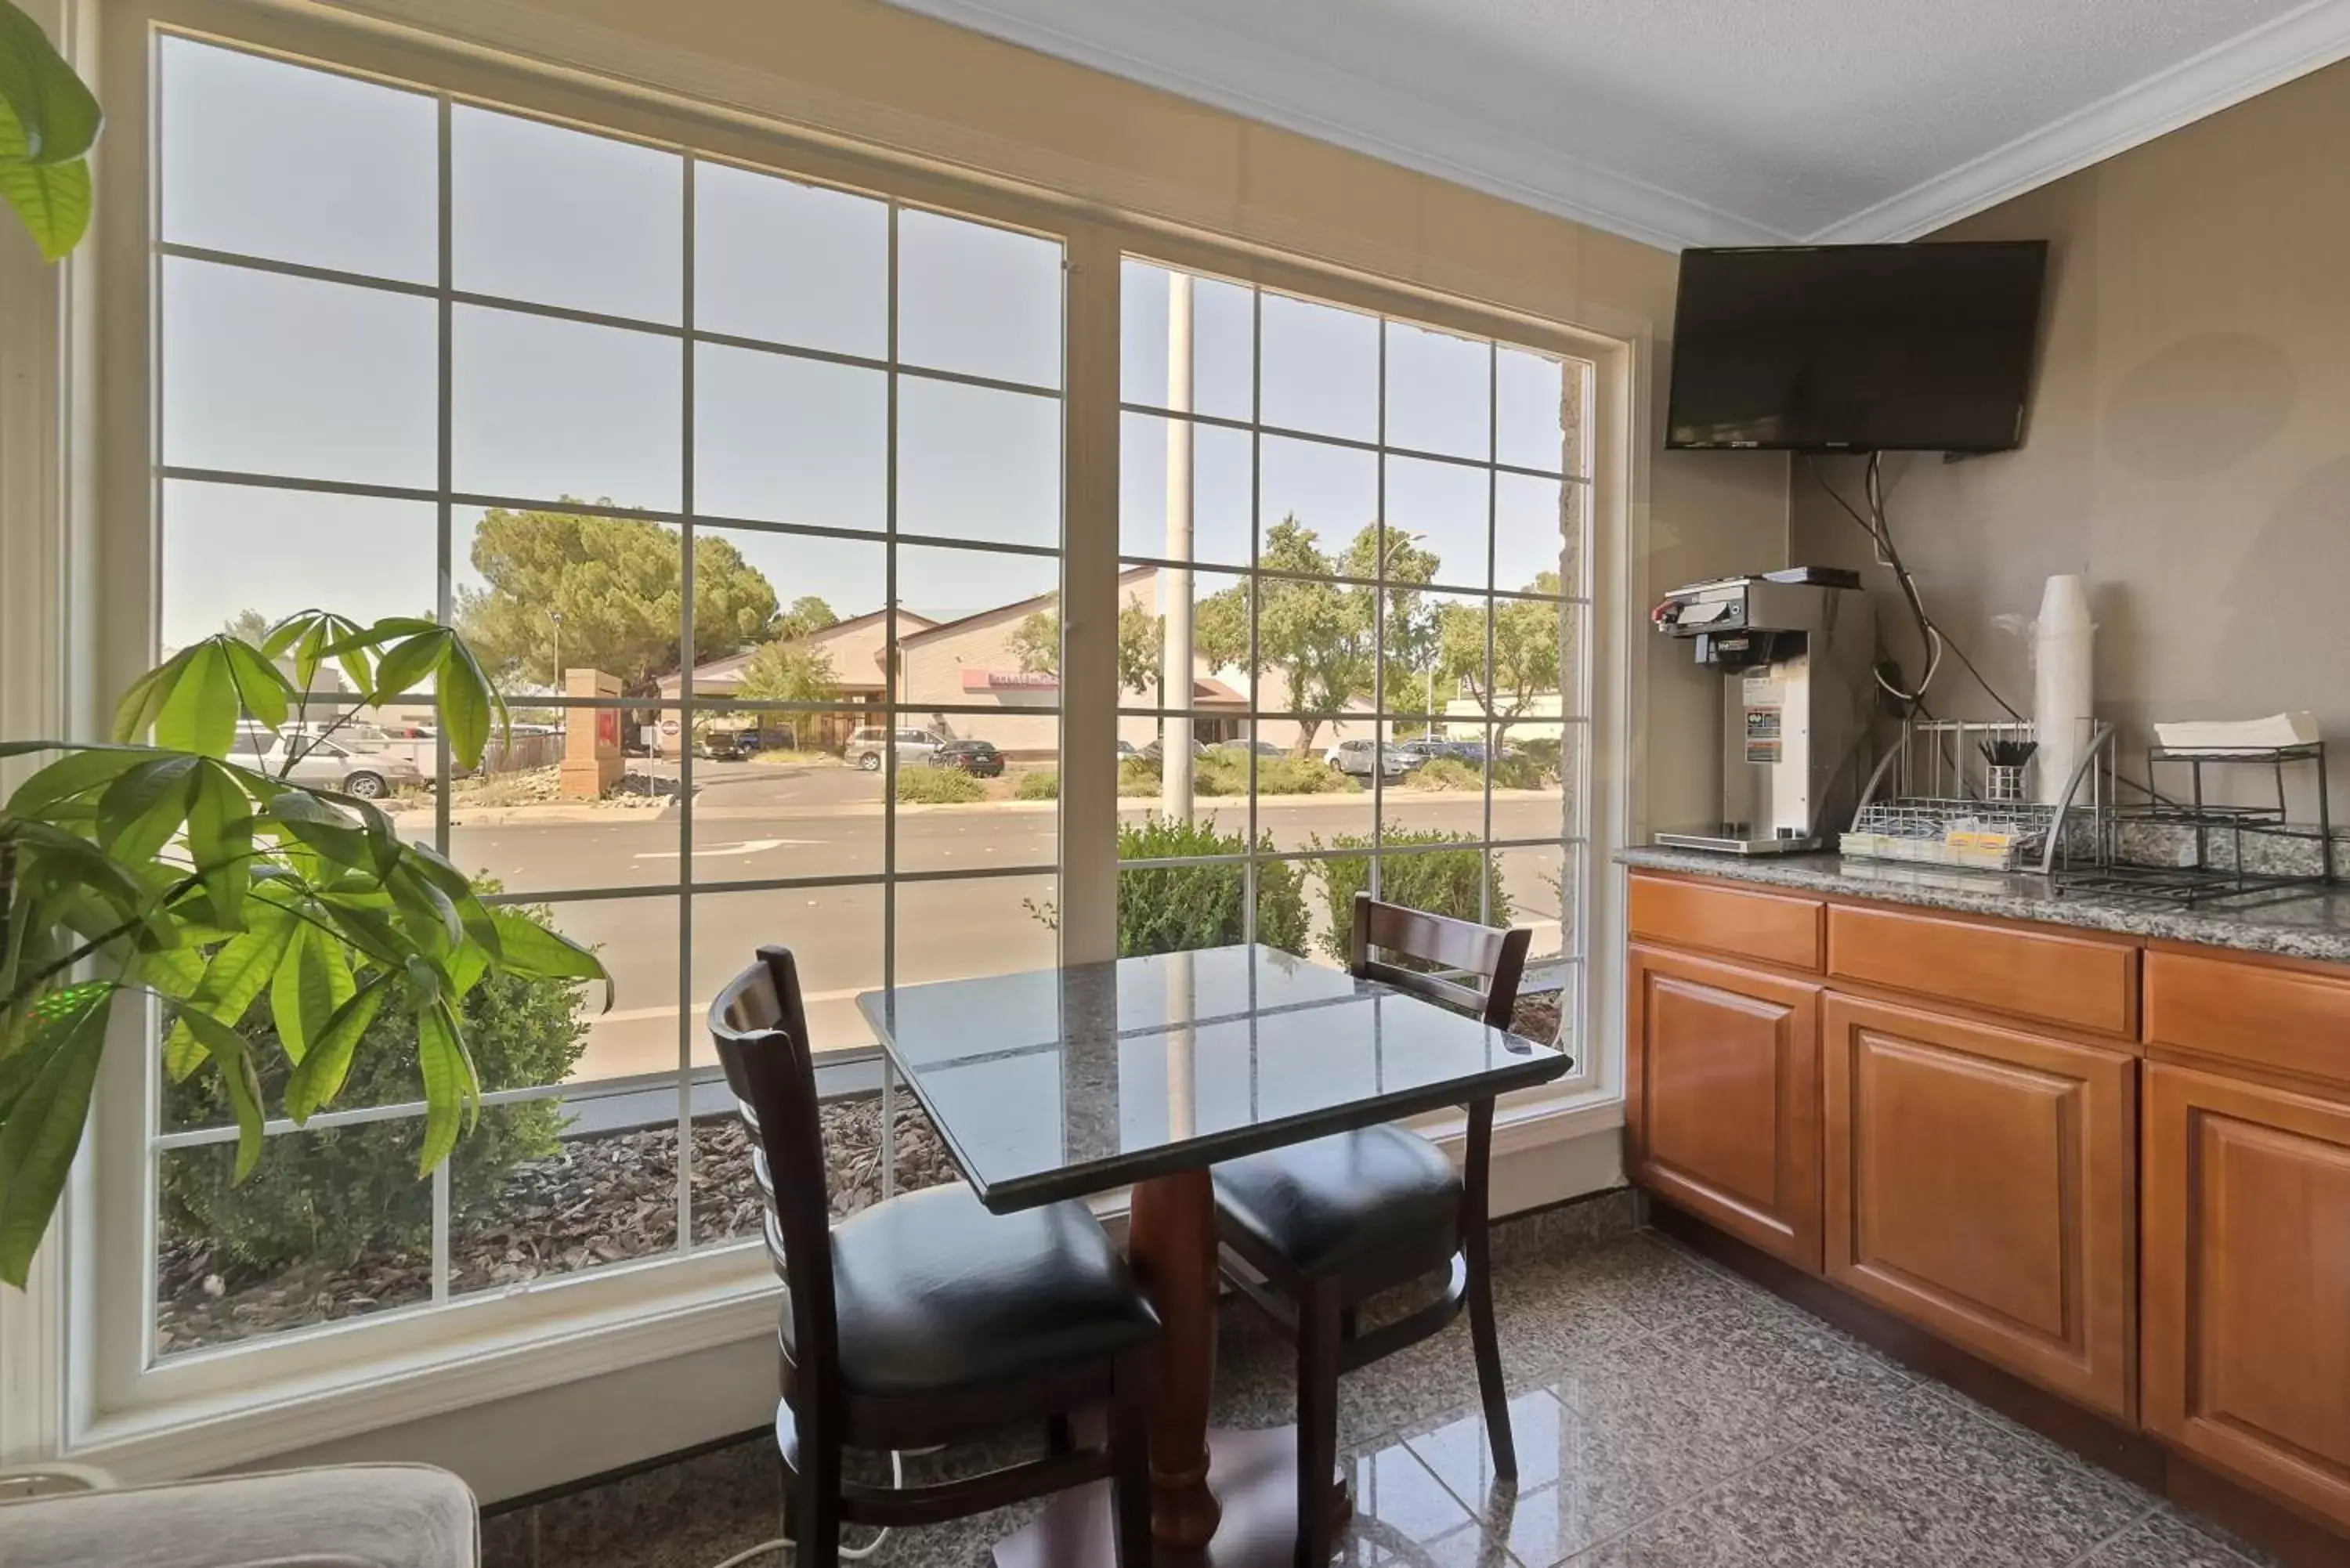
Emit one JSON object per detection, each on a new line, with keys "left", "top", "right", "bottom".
{"left": 844, "top": 725, "right": 945, "bottom": 772}
{"left": 1140, "top": 737, "right": 1209, "bottom": 761}
{"left": 1212, "top": 739, "right": 1286, "bottom": 759}
{"left": 927, "top": 738, "right": 1004, "bottom": 777}
{"left": 1115, "top": 739, "right": 1141, "bottom": 766}
{"left": 227, "top": 729, "right": 425, "bottom": 800}
{"left": 698, "top": 726, "right": 764, "bottom": 761}
{"left": 1323, "top": 737, "right": 1420, "bottom": 779}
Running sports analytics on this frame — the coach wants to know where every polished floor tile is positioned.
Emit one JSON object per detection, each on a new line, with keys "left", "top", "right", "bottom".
{"left": 489, "top": 1213, "right": 2284, "bottom": 1568}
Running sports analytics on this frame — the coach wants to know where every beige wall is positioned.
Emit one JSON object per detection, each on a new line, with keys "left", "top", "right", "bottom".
{"left": 1789, "top": 60, "right": 2350, "bottom": 818}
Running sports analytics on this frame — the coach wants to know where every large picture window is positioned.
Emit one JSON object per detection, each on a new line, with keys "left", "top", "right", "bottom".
{"left": 104, "top": 21, "right": 1609, "bottom": 1403}
{"left": 1110, "top": 261, "right": 1592, "bottom": 1050}
{"left": 147, "top": 35, "right": 1063, "bottom": 1357}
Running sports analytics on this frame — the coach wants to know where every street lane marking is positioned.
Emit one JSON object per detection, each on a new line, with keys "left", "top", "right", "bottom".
{"left": 632, "top": 838, "right": 804, "bottom": 859}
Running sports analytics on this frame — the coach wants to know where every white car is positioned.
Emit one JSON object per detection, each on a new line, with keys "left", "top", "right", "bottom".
{"left": 1323, "top": 737, "right": 1417, "bottom": 779}
{"left": 844, "top": 726, "right": 945, "bottom": 772}
{"left": 228, "top": 729, "right": 425, "bottom": 800}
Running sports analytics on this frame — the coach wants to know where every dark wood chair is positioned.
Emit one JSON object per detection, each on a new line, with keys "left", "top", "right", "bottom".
{"left": 1213, "top": 893, "right": 1532, "bottom": 1566}
{"left": 710, "top": 945, "right": 1161, "bottom": 1568}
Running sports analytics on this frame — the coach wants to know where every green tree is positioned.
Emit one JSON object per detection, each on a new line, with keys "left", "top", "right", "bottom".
{"left": 1009, "top": 591, "right": 1163, "bottom": 695}
{"left": 1438, "top": 570, "right": 1566, "bottom": 742}
{"left": 776, "top": 595, "right": 839, "bottom": 641}
{"left": 222, "top": 609, "right": 271, "bottom": 648}
{"left": 735, "top": 638, "right": 841, "bottom": 704}
{"left": 454, "top": 503, "right": 779, "bottom": 692}
{"left": 1198, "top": 518, "right": 1437, "bottom": 755}
{"left": 1341, "top": 526, "right": 1442, "bottom": 719}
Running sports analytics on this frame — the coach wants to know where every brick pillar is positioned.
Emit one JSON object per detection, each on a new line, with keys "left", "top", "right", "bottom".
{"left": 559, "top": 667, "right": 622, "bottom": 800}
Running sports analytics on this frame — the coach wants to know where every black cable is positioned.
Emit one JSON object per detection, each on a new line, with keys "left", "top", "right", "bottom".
{"left": 1808, "top": 455, "right": 2026, "bottom": 722}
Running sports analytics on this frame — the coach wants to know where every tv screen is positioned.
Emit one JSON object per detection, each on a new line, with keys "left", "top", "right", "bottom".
{"left": 1665, "top": 241, "right": 2048, "bottom": 453}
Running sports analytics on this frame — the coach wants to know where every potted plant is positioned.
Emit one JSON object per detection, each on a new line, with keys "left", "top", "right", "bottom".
{"left": 1, "top": 613, "right": 611, "bottom": 1287}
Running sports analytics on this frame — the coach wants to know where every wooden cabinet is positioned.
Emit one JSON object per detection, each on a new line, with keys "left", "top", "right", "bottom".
{"left": 1822, "top": 995, "right": 2138, "bottom": 1418}
{"left": 2144, "top": 1063, "right": 2350, "bottom": 1532}
{"left": 1627, "top": 945, "right": 1823, "bottom": 1270}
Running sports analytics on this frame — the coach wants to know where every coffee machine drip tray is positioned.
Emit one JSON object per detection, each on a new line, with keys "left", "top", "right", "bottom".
{"left": 1652, "top": 825, "right": 1823, "bottom": 856}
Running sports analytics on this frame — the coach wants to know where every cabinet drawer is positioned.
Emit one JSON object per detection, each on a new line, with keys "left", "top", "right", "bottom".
{"left": 2146, "top": 950, "right": 2350, "bottom": 1091}
{"left": 1828, "top": 904, "right": 2137, "bottom": 1038}
{"left": 1823, "top": 995, "right": 2137, "bottom": 1419}
{"left": 1629, "top": 874, "right": 1823, "bottom": 972}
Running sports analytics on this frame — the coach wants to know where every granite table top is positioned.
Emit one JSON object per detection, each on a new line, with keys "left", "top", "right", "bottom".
{"left": 1617, "top": 845, "right": 2350, "bottom": 966}
{"left": 858, "top": 944, "right": 1572, "bottom": 1213}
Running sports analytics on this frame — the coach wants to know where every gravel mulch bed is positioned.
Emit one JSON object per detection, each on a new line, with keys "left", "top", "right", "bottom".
{"left": 157, "top": 992, "right": 1563, "bottom": 1355}
{"left": 154, "top": 1095, "right": 956, "bottom": 1356}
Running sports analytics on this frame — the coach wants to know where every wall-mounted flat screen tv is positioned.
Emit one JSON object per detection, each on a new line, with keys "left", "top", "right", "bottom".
{"left": 1665, "top": 240, "right": 2048, "bottom": 453}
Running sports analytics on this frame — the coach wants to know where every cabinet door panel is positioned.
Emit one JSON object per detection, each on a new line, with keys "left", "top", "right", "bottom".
{"left": 2146, "top": 1064, "right": 2350, "bottom": 1530}
{"left": 1823, "top": 995, "right": 2136, "bottom": 1418}
{"left": 1628, "top": 945, "right": 1821, "bottom": 1270}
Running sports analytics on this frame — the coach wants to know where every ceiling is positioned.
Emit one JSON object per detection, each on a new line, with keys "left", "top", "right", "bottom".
{"left": 881, "top": 0, "right": 2350, "bottom": 250}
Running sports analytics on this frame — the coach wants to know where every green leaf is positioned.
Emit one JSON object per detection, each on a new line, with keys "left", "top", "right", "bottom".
{"left": 174, "top": 1008, "right": 266, "bottom": 1180}
{"left": 150, "top": 641, "right": 239, "bottom": 757}
{"left": 219, "top": 638, "right": 295, "bottom": 731}
{"left": 95, "top": 753, "right": 201, "bottom": 865}
{"left": 486, "top": 909, "right": 609, "bottom": 1008}
{"left": 111, "top": 642, "right": 208, "bottom": 744}
{"left": 269, "top": 922, "right": 340, "bottom": 1063}
{"left": 183, "top": 761, "right": 255, "bottom": 933}
{"left": 162, "top": 918, "right": 291, "bottom": 1078}
{"left": 371, "top": 628, "right": 449, "bottom": 703}
{"left": 283, "top": 974, "right": 386, "bottom": 1122}
{"left": 0, "top": 6, "right": 101, "bottom": 164}
{"left": 0, "top": 983, "right": 110, "bottom": 1288}
{"left": 5, "top": 745, "right": 150, "bottom": 819}
{"left": 414, "top": 1001, "right": 478, "bottom": 1174}
{"left": 0, "top": 148, "right": 88, "bottom": 260}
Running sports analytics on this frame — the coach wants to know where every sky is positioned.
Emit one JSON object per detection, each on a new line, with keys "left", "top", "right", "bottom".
{"left": 155, "top": 36, "right": 1580, "bottom": 674}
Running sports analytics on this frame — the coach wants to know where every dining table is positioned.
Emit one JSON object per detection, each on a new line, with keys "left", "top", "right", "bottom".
{"left": 857, "top": 941, "right": 1573, "bottom": 1567}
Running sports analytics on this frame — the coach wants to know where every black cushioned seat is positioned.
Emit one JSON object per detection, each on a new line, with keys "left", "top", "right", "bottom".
{"left": 804, "top": 1184, "right": 1161, "bottom": 1399}
{"left": 1212, "top": 1125, "right": 1462, "bottom": 1278}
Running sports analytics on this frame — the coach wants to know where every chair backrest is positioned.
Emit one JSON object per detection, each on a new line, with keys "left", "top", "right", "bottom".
{"left": 1347, "top": 891, "right": 1531, "bottom": 1029}
{"left": 708, "top": 945, "right": 838, "bottom": 1400}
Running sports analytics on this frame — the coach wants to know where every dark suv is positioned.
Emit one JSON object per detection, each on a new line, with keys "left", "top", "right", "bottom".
{"left": 928, "top": 738, "right": 1005, "bottom": 777}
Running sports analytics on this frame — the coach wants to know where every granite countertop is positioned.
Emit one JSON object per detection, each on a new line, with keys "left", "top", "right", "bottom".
{"left": 1616, "top": 845, "right": 2350, "bottom": 965}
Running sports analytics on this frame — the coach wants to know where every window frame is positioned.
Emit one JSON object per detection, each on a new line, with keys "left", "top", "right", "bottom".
{"left": 45, "top": 0, "right": 1640, "bottom": 1476}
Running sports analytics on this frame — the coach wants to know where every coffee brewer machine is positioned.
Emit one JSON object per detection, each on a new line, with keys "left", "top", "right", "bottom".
{"left": 1652, "top": 568, "right": 1876, "bottom": 854}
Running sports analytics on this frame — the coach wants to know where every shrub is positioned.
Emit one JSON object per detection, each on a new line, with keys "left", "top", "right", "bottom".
{"left": 1311, "top": 829, "right": 1513, "bottom": 965}
{"left": 1016, "top": 768, "right": 1060, "bottom": 800}
{"left": 1194, "top": 753, "right": 1354, "bottom": 796}
{"left": 895, "top": 765, "right": 987, "bottom": 804}
{"left": 1117, "top": 758, "right": 1161, "bottom": 797}
{"left": 1028, "top": 816, "right": 1310, "bottom": 958}
{"left": 160, "top": 902, "right": 591, "bottom": 1270}
{"left": 1404, "top": 757, "right": 1482, "bottom": 791}
{"left": 1113, "top": 817, "right": 1311, "bottom": 957}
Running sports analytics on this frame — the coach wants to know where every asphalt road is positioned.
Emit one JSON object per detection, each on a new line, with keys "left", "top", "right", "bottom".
{"left": 446, "top": 762, "right": 1577, "bottom": 1083}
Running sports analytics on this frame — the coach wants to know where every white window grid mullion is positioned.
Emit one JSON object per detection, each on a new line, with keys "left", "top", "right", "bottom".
{"left": 430, "top": 89, "right": 457, "bottom": 1306}
{"left": 880, "top": 200, "right": 900, "bottom": 1202}
{"left": 674, "top": 155, "right": 699, "bottom": 1258}
{"left": 1482, "top": 340, "right": 1499, "bottom": 927}
{"left": 1369, "top": 316, "right": 1386, "bottom": 906}
{"left": 1243, "top": 283, "right": 1262, "bottom": 943}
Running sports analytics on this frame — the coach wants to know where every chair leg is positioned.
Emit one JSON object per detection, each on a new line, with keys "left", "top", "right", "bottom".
{"left": 1108, "top": 1350, "right": 1155, "bottom": 1568}
{"left": 790, "top": 1422, "right": 844, "bottom": 1568}
{"left": 1047, "top": 1411, "right": 1076, "bottom": 1455}
{"left": 1465, "top": 1239, "right": 1517, "bottom": 1483}
{"left": 1295, "top": 1277, "right": 1343, "bottom": 1568}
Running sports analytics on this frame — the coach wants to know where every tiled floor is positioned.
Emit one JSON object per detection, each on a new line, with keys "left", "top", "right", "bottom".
{"left": 484, "top": 1211, "right": 2278, "bottom": 1567}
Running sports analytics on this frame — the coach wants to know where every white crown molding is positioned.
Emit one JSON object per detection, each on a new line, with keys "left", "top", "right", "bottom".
{"left": 1810, "top": 0, "right": 2350, "bottom": 241}
{"left": 880, "top": 0, "right": 1789, "bottom": 253}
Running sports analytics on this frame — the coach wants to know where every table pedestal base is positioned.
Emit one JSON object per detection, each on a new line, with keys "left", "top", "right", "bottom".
{"left": 993, "top": 1425, "right": 1349, "bottom": 1567}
